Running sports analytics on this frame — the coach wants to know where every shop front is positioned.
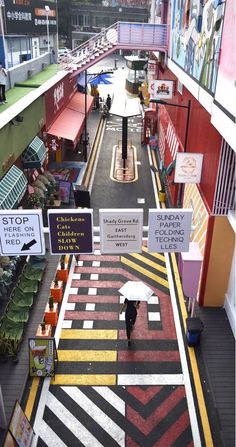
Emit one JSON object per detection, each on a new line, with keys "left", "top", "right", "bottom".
{"left": 44, "top": 74, "right": 94, "bottom": 164}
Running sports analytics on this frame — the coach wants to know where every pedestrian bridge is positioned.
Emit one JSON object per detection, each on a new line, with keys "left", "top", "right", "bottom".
{"left": 60, "top": 21, "right": 169, "bottom": 78}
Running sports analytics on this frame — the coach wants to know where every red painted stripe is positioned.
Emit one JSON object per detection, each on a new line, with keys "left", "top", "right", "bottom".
{"left": 153, "top": 410, "right": 192, "bottom": 447}
{"left": 127, "top": 387, "right": 186, "bottom": 435}
{"left": 118, "top": 351, "right": 180, "bottom": 362}
{"left": 68, "top": 295, "right": 119, "bottom": 303}
{"left": 79, "top": 255, "right": 120, "bottom": 261}
{"left": 74, "top": 267, "right": 126, "bottom": 275}
{"left": 127, "top": 386, "right": 163, "bottom": 405}
{"left": 71, "top": 280, "right": 124, "bottom": 288}
{"left": 64, "top": 311, "right": 117, "bottom": 320}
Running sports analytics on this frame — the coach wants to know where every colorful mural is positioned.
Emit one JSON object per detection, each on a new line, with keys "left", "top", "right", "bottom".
{"left": 171, "top": 0, "right": 225, "bottom": 93}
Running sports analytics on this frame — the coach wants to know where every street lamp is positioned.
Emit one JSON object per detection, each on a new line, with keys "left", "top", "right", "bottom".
{"left": 150, "top": 98, "right": 191, "bottom": 206}
{"left": 45, "top": 5, "right": 50, "bottom": 54}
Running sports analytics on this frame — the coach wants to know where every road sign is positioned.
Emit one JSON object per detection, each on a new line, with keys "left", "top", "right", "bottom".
{"left": 48, "top": 209, "right": 94, "bottom": 254}
{"left": 0, "top": 210, "right": 45, "bottom": 256}
{"left": 99, "top": 209, "right": 143, "bottom": 254}
{"left": 148, "top": 209, "right": 192, "bottom": 253}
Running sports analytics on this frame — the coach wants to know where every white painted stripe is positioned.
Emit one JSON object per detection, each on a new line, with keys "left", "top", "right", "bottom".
{"left": 147, "top": 145, "right": 160, "bottom": 210}
{"left": 69, "top": 287, "right": 78, "bottom": 294}
{"left": 148, "top": 312, "right": 161, "bottom": 321}
{"left": 36, "top": 419, "right": 67, "bottom": 447}
{"left": 62, "top": 320, "right": 72, "bottom": 328}
{"left": 165, "top": 253, "right": 202, "bottom": 446}
{"left": 83, "top": 320, "right": 94, "bottom": 328}
{"left": 65, "top": 302, "right": 75, "bottom": 310}
{"left": 62, "top": 387, "right": 125, "bottom": 447}
{"left": 86, "top": 303, "right": 95, "bottom": 311}
{"left": 148, "top": 296, "right": 159, "bottom": 304}
{"left": 90, "top": 273, "right": 99, "bottom": 280}
{"left": 93, "top": 386, "right": 125, "bottom": 415}
{"left": 72, "top": 273, "right": 81, "bottom": 279}
{"left": 78, "top": 261, "right": 83, "bottom": 266}
{"left": 47, "top": 391, "right": 104, "bottom": 447}
{"left": 92, "top": 261, "right": 100, "bottom": 267}
{"left": 118, "top": 374, "right": 184, "bottom": 385}
{"left": 88, "top": 288, "right": 97, "bottom": 295}
{"left": 94, "top": 249, "right": 101, "bottom": 255}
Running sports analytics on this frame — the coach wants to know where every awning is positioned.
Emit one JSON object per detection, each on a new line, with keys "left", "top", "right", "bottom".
{"left": 0, "top": 165, "right": 27, "bottom": 209}
{"left": 22, "top": 136, "right": 47, "bottom": 168}
{"left": 47, "top": 92, "right": 94, "bottom": 147}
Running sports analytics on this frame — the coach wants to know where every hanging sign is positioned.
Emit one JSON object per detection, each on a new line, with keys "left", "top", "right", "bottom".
{"left": 99, "top": 209, "right": 143, "bottom": 254}
{"left": 29, "top": 338, "right": 57, "bottom": 377}
{"left": 148, "top": 209, "right": 192, "bottom": 253}
{"left": 48, "top": 209, "right": 93, "bottom": 254}
{"left": 149, "top": 80, "right": 174, "bottom": 99}
{"left": 0, "top": 210, "right": 45, "bottom": 256}
{"left": 174, "top": 152, "right": 203, "bottom": 183}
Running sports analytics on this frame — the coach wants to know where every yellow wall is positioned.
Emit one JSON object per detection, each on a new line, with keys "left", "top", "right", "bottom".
{"left": 204, "top": 217, "right": 235, "bottom": 306}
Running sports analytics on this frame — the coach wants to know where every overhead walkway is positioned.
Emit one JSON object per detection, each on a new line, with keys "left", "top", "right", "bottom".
{"left": 60, "top": 22, "right": 168, "bottom": 78}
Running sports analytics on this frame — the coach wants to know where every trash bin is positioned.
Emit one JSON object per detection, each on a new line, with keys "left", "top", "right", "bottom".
{"left": 186, "top": 317, "right": 203, "bottom": 347}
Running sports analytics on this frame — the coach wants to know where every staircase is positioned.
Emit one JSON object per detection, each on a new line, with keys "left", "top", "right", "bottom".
{"left": 60, "top": 21, "right": 169, "bottom": 79}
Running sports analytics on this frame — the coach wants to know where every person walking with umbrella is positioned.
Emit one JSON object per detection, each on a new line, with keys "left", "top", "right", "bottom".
{"left": 120, "top": 298, "right": 140, "bottom": 347}
{"left": 119, "top": 280, "right": 154, "bottom": 347}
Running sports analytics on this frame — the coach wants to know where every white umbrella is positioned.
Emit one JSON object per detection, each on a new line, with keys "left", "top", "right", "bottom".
{"left": 118, "top": 281, "right": 154, "bottom": 301}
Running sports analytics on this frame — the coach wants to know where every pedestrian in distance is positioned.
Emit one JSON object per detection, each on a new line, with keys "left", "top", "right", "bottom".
{"left": 120, "top": 298, "right": 140, "bottom": 347}
{"left": 106, "top": 94, "right": 111, "bottom": 110}
{"left": 0, "top": 62, "right": 7, "bottom": 105}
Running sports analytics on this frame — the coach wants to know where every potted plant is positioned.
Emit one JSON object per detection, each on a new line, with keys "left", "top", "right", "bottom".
{"left": 49, "top": 295, "right": 54, "bottom": 311}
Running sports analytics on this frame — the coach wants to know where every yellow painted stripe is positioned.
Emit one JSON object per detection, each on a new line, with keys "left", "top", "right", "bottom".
{"left": 142, "top": 245, "right": 165, "bottom": 262}
{"left": 51, "top": 374, "right": 116, "bottom": 386}
{"left": 121, "top": 256, "right": 169, "bottom": 288}
{"left": 130, "top": 252, "right": 167, "bottom": 274}
{"left": 60, "top": 329, "right": 117, "bottom": 339}
{"left": 58, "top": 350, "right": 117, "bottom": 362}
{"left": 25, "top": 377, "right": 40, "bottom": 420}
{"left": 171, "top": 252, "right": 214, "bottom": 447}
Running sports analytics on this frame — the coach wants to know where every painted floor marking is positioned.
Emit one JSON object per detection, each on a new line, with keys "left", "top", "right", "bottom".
{"left": 165, "top": 252, "right": 202, "bottom": 446}
{"left": 93, "top": 386, "right": 125, "bottom": 415}
{"left": 57, "top": 350, "right": 117, "bottom": 362}
{"left": 83, "top": 320, "right": 94, "bottom": 328}
{"left": 117, "top": 374, "right": 184, "bottom": 386}
{"left": 25, "top": 377, "right": 40, "bottom": 420}
{"left": 148, "top": 312, "right": 161, "bottom": 321}
{"left": 62, "top": 386, "right": 125, "bottom": 446}
{"left": 36, "top": 419, "right": 67, "bottom": 447}
{"left": 60, "top": 329, "right": 118, "bottom": 339}
{"left": 62, "top": 320, "right": 72, "bottom": 328}
{"left": 65, "top": 302, "right": 75, "bottom": 310}
{"left": 68, "top": 287, "right": 78, "bottom": 294}
{"left": 52, "top": 374, "right": 117, "bottom": 386}
{"left": 45, "top": 391, "right": 104, "bottom": 447}
{"left": 121, "top": 256, "right": 169, "bottom": 288}
{"left": 142, "top": 245, "right": 165, "bottom": 261}
{"left": 88, "top": 287, "right": 97, "bottom": 294}
{"left": 130, "top": 252, "right": 167, "bottom": 274}
{"left": 86, "top": 303, "right": 96, "bottom": 311}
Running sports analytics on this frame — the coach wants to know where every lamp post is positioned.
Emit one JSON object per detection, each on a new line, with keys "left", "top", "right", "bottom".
{"left": 0, "top": 0, "right": 8, "bottom": 68}
{"left": 45, "top": 5, "right": 50, "bottom": 54}
{"left": 150, "top": 98, "right": 191, "bottom": 207}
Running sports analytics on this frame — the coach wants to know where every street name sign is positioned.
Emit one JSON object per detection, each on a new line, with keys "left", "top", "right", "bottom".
{"left": 99, "top": 209, "right": 143, "bottom": 254}
{"left": 0, "top": 210, "right": 45, "bottom": 256}
{"left": 148, "top": 209, "right": 192, "bottom": 253}
{"left": 48, "top": 209, "right": 94, "bottom": 254}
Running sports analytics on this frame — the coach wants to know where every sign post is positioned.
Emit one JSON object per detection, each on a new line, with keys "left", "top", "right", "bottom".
{"left": 148, "top": 209, "right": 192, "bottom": 253}
{"left": 0, "top": 210, "right": 45, "bottom": 256}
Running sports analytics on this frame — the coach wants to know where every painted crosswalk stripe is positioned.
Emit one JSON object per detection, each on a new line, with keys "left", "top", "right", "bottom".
{"left": 62, "top": 386, "right": 125, "bottom": 447}
{"left": 37, "top": 419, "right": 67, "bottom": 447}
{"left": 57, "top": 350, "right": 117, "bottom": 362}
{"left": 44, "top": 391, "right": 104, "bottom": 447}
{"left": 121, "top": 256, "right": 169, "bottom": 288}
{"left": 93, "top": 386, "right": 125, "bottom": 415}
{"left": 118, "top": 374, "right": 184, "bottom": 385}
{"left": 60, "top": 329, "right": 117, "bottom": 339}
{"left": 52, "top": 374, "right": 117, "bottom": 385}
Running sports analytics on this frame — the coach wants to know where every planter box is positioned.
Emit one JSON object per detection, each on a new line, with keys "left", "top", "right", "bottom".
{"left": 44, "top": 302, "right": 58, "bottom": 326}
{"left": 50, "top": 280, "right": 63, "bottom": 302}
{"left": 57, "top": 263, "right": 69, "bottom": 282}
